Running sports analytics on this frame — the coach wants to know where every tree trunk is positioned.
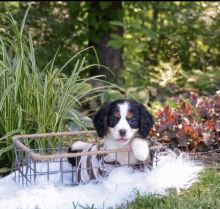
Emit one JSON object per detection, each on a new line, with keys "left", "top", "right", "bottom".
{"left": 88, "top": 1, "right": 123, "bottom": 82}
{"left": 146, "top": 2, "right": 159, "bottom": 66}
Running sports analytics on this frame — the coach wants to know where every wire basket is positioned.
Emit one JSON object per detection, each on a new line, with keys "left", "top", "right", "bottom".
{"left": 12, "top": 131, "right": 156, "bottom": 187}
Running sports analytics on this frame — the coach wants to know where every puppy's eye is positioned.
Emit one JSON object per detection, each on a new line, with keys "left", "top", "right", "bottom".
{"left": 128, "top": 118, "right": 138, "bottom": 128}
{"left": 109, "top": 116, "right": 119, "bottom": 127}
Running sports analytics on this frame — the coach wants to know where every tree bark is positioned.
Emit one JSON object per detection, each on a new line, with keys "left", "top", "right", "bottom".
{"left": 88, "top": 1, "right": 123, "bottom": 82}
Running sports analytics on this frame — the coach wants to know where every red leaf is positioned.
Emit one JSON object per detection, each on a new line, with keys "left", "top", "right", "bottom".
{"left": 181, "top": 103, "right": 192, "bottom": 116}
{"left": 163, "top": 106, "right": 175, "bottom": 123}
{"left": 182, "top": 124, "right": 199, "bottom": 140}
{"left": 204, "top": 120, "right": 216, "bottom": 131}
{"left": 156, "top": 110, "right": 164, "bottom": 117}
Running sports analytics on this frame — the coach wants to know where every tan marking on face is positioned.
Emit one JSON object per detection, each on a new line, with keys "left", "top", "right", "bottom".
{"left": 114, "top": 111, "right": 121, "bottom": 118}
{"left": 126, "top": 111, "right": 134, "bottom": 119}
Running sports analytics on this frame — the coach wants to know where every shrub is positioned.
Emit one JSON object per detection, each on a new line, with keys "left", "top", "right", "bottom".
{"left": 154, "top": 91, "right": 220, "bottom": 151}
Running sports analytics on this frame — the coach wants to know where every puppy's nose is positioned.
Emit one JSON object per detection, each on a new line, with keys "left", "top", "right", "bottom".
{"left": 119, "top": 129, "right": 126, "bottom": 137}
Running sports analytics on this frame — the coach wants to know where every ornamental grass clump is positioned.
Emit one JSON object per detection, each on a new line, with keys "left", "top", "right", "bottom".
{"left": 0, "top": 6, "right": 109, "bottom": 172}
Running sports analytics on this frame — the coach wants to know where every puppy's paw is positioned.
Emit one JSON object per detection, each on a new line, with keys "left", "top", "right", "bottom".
{"left": 131, "top": 138, "right": 150, "bottom": 162}
{"left": 70, "top": 141, "right": 89, "bottom": 151}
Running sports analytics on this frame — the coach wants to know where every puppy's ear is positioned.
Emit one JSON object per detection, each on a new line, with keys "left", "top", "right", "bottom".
{"left": 93, "top": 103, "right": 109, "bottom": 138}
{"left": 139, "top": 105, "right": 154, "bottom": 138}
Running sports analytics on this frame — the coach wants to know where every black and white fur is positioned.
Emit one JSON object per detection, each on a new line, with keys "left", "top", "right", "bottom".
{"left": 68, "top": 99, "right": 154, "bottom": 183}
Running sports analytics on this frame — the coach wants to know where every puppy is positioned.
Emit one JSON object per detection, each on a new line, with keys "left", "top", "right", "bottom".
{"left": 68, "top": 99, "right": 154, "bottom": 183}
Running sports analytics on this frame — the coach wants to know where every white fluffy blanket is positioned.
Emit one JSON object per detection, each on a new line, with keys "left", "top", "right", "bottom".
{"left": 0, "top": 150, "right": 203, "bottom": 209}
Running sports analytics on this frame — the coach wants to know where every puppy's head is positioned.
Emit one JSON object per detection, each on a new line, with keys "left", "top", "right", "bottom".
{"left": 93, "top": 99, "right": 153, "bottom": 145}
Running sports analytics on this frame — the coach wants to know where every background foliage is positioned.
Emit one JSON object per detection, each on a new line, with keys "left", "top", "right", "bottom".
{"left": 1, "top": 2, "right": 219, "bottom": 96}
{"left": 0, "top": 2, "right": 220, "bottom": 173}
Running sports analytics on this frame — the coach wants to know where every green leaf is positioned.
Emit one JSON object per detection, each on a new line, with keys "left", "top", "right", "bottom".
{"left": 107, "top": 34, "right": 124, "bottom": 49}
{"left": 101, "top": 89, "right": 124, "bottom": 103}
{"left": 0, "top": 145, "right": 13, "bottom": 157}
{"left": 109, "top": 21, "right": 124, "bottom": 27}
{"left": 142, "top": 28, "right": 157, "bottom": 39}
{"left": 126, "top": 87, "right": 150, "bottom": 105}
{"left": 99, "top": 2, "right": 112, "bottom": 10}
{"left": 65, "top": 109, "right": 93, "bottom": 131}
